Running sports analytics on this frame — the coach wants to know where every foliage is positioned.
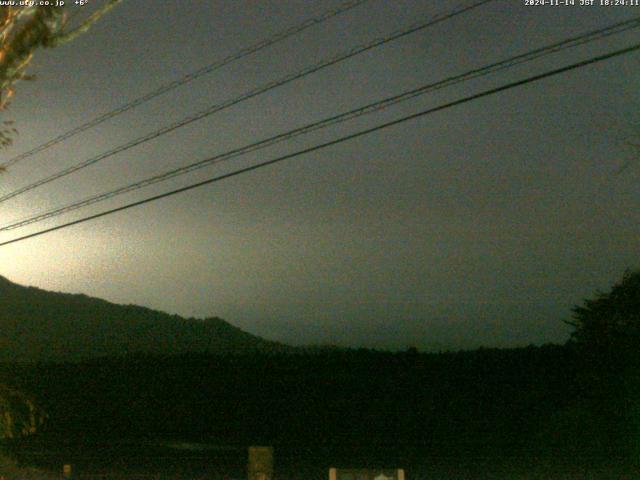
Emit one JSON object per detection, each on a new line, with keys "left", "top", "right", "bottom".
{"left": 0, "top": 452, "right": 56, "bottom": 480}
{"left": 0, "top": 383, "right": 46, "bottom": 479}
{"left": 562, "top": 269, "right": 640, "bottom": 459}
{"left": 0, "top": 1, "right": 124, "bottom": 151}
{"left": 2, "top": 346, "right": 591, "bottom": 456}
{"left": 567, "top": 269, "right": 640, "bottom": 350}
{"left": 3, "top": 348, "right": 633, "bottom": 465}
{"left": 0, "top": 383, "right": 45, "bottom": 439}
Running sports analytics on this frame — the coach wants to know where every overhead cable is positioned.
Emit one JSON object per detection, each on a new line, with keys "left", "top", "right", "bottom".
{"left": 1, "top": 41, "right": 638, "bottom": 247}
{"left": 3, "top": 16, "right": 638, "bottom": 232}
{"left": 0, "top": 0, "right": 371, "bottom": 169}
{"left": 0, "top": 0, "right": 495, "bottom": 203}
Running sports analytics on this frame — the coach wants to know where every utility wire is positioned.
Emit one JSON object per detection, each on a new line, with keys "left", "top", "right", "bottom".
{"left": 1, "top": 42, "right": 637, "bottom": 248}
{"left": 2, "top": 16, "right": 638, "bottom": 232}
{"left": 0, "top": 0, "right": 370, "bottom": 169}
{"left": 0, "top": 0, "right": 495, "bottom": 203}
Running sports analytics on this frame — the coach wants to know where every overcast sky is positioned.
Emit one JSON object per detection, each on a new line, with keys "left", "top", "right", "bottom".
{"left": 0, "top": 0, "right": 638, "bottom": 350}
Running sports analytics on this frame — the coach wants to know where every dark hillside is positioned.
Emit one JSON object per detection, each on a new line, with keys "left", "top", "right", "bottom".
{"left": 0, "top": 275, "right": 286, "bottom": 361}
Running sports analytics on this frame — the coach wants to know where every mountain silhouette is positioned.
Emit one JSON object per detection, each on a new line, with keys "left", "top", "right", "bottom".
{"left": 0, "top": 275, "right": 287, "bottom": 361}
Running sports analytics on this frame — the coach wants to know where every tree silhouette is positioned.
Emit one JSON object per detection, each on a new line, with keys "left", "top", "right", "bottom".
{"left": 567, "top": 269, "right": 640, "bottom": 351}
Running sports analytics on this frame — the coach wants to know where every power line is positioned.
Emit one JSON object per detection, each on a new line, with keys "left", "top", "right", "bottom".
{"left": 0, "top": 0, "right": 371, "bottom": 169}
{"left": 0, "top": 0, "right": 495, "bottom": 204}
{"left": 1, "top": 41, "right": 637, "bottom": 248}
{"left": 2, "top": 16, "right": 638, "bottom": 233}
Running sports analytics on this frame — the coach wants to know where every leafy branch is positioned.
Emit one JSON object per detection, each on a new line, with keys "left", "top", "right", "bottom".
{"left": 0, "top": 1, "right": 125, "bottom": 151}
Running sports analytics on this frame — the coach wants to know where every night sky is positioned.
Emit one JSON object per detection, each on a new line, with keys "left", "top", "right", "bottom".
{"left": 0, "top": 0, "right": 638, "bottom": 350}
